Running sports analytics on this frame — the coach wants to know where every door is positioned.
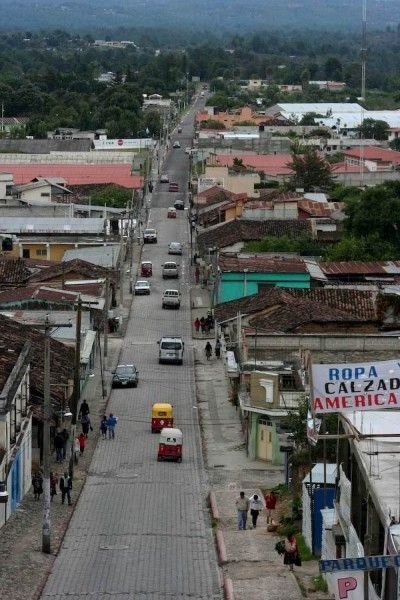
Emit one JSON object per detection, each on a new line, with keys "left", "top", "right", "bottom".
{"left": 257, "top": 418, "right": 272, "bottom": 461}
{"left": 22, "top": 249, "right": 30, "bottom": 258}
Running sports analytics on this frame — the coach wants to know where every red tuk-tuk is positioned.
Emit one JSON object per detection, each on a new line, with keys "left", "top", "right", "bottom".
{"left": 157, "top": 427, "right": 182, "bottom": 462}
{"left": 151, "top": 403, "right": 173, "bottom": 433}
{"left": 141, "top": 261, "right": 153, "bottom": 277}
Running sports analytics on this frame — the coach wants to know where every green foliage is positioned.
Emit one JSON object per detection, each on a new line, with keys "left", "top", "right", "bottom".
{"left": 288, "top": 149, "right": 334, "bottom": 191}
{"left": 199, "top": 119, "right": 225, "bottom": 130}
{"left": 389, "top": 138, "right": 400, "bottom": 151}
{"left": 299, "top": 112, "right": 323, "bottom": 126}
{"left": 312, "top": 575, "right": 328, "bottom": 592}
{"left": 244, "top": 235, "right": 324, "bottom": 256}
{"left": 90, "top": 185, "right": 132, "bottom": 208}
{"left": 324, "top": 234, "right": 398, "bottom": 261}
{"left": 296, "top": 534, "right": 314, "bottom": 561}
{"left": 357, "top": 118, "right": 389, "bottom": 140}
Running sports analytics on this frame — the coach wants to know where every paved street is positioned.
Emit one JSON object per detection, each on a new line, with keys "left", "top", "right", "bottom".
{"left": 41, "top": 105, "right": 221, "bottom": 599}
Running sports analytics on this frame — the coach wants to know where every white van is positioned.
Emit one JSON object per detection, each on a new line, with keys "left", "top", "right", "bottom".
{"left": 162, "top": 261, "right": 179, "bottom": 279}
{"left": 162, "top": 289, "right": 181, "bottom": 309}
{"left": 158, "top": 336, "right": 184, "bottom": 365}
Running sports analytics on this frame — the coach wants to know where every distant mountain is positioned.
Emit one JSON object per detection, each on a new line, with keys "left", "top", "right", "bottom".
{"left": 1, "top": 0, "right": 400, "bottom": 32}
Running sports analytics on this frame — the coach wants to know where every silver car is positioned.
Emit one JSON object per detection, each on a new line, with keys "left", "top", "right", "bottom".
{"left": 134, "top": 280, "right": 151, "bottom": 295}
{"left": 168, "top": 242, "right": 183, "bottom": 255}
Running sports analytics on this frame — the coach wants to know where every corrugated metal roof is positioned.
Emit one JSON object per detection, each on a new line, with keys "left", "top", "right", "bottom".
{"left": 0, "top": 217, "right": 104, "bottom": 234}
{"left": 218, "top": 254, "right": 308, "bottom": 273}
{"left": 321, "top": 261, "right": 397, "bottom": 276}
{"left": 62, "top": 245, "right": 120, "bottom": 268}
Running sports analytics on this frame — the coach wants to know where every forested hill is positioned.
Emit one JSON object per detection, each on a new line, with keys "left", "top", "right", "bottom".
{"left": 1, "top": 0, "right": 400, "bottom": 32}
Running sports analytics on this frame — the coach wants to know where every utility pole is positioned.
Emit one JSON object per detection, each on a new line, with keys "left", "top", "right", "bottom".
{"left": 70, "top": 296, "right": 82, "bottom": 478}
{"left": 42, "top": 317, "right": 51, "bottom": 554}
{"left": 119, "top": 221, "right": 124, "bottom": 307}
{"left": 103, "top": 273, "right": 110, "bottom": 359}
{"left": 38, "top": 316, "right": 72, "bottom": 554}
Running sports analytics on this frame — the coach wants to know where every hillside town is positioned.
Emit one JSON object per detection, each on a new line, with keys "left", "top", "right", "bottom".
{"left": 0, "top": 22, "right": 400, "bottom": 600}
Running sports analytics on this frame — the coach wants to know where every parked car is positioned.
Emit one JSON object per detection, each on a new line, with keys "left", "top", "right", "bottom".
{"left": 160, "top": 174, "right": 169, "bottom": 183}
{"left": 167, "top": 207, "right": 177, "bottom": 218}
{"left": 185, "top": 147, "right": 192, "bottom": 155}
{"left": 173, "top": 141, "right": 181, "bottom": 149}
{"left": 177, "top": 126, "right": 182, "bottom": 133}
{"left": 168, "top": 241, "right": 183, "bottom": 255}
{"left": 169, "top": 182, "right": 179, "bottom": 192}
{"left": 134, "top": 280, "right": 151, "bottom": 295}
{"left": 162, "top": 289, "right": 181, "bottom": 309}
{"left": 112, "top": 364, "right": 139, "bottom": 388}
{"left": 162, "top": 261, "right": 179, "bottom": 279}
{"left": 174, "top": 199, "right": 185, "bottom": 210}
{"left": 143, "top": 228, "right": 157, "bottom": 243}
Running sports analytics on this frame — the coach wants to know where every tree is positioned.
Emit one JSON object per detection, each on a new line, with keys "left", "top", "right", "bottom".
{"left": 288, "top": 149, "right": 334, "bottom": 191}
{"left": 389, "top": 138, "right": 400, "bottom": 151}
{"left": 324, "top": 56, "right": 343, "bottom": 80}
{"left": 299, "top": 112, "right": 322, "bottom": 126}
{"left": 344, "top": 183, "right": 400, "bottom": 247}
{"left": 325, "top": 234, "right": 398, "bottom": 261}
{"left": 90, "top": 185, "right": 132, "bottom": 208}
{"left": 357, "top": 118, "right": 389, "bottom": 140}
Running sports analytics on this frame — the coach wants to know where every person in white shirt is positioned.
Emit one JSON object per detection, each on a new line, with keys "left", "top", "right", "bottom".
{"left": 249, "top": 493, "right": 263, "bottom": 528}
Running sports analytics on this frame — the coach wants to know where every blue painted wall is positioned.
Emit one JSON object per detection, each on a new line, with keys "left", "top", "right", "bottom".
{"left": 218, "top": 271, "right": 311, "bottom": 303}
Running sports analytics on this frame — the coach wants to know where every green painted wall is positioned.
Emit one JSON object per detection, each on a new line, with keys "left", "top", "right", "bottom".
{"left": 218, "top": 271, "right": 310, "bottom": 303}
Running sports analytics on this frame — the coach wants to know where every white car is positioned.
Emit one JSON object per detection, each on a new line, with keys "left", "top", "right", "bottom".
{"left": 162, "top": 289, "right": 181, "bottom": 309}
{"left": 160, "top": 174, "right": 169, "bottom": 183}
{"left": 185, "top": 147, "right": 192, "bottom": 155}
{"left": 143, "top": 228, "right": 157, "bottom": 243}
{"left": 173, "top": 141, "right": 181, "bottom": 149}
{"left": 168, "top": 242, "right": 183, "bottom": 255}
{"left": 134, "top": 280, "right": 151, "bottom": 295}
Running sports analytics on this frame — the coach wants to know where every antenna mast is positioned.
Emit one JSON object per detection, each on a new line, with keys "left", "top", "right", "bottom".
{"left": 361, "top": 0, "right": 367, "bottom": 101}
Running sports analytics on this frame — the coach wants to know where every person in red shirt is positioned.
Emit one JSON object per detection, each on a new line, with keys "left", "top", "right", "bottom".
{"left": 265, "top": 490, "right": 277, "bottom": 523}
{"left": 78, "top": 432, "right": 87, "bottom": 455}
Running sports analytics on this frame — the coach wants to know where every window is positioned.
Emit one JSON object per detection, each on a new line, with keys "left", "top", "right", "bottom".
{"left": 40, "top": 192, "right": 50, "bottom": 197}
{"left": 36, "top": 248, "right": 47, "bottom": 256}
{"left": 5, "top": 185, "right": 12, "bottom": 196}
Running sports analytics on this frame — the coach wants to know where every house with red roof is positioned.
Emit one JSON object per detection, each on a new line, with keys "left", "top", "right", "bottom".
{"left": 0, "top": 164, "right": 142, "bottom": 189}
{"left": 343, "top": 146, "right": 400, "bottom": 171}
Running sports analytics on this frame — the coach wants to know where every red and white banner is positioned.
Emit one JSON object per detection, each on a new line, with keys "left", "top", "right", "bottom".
{"left": 312, "top": 360, "right": 400, "bottom": 414}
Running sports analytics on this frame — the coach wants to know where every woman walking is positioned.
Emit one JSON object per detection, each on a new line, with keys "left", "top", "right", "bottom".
{"left": 284, "top": 533, "right": 299, "bottom": 571}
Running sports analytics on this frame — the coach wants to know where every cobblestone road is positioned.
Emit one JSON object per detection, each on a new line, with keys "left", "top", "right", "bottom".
{"left": 40, "top": 111, "right": 221, "bottom": 599}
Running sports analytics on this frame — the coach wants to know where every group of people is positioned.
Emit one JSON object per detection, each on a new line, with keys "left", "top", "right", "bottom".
{"left": 235, "top": 490, "right": 300, "bottom": 569}
{"left": 194, "top": 314, "right": 214, "bottom": 335}
{"left": 100, "top": 413, "right": 118, "bottom": 439}
{"left": 32, "top": 471, "right": 73, "bottom": 506}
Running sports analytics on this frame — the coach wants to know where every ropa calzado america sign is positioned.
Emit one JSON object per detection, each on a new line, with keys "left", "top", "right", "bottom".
{"left": 312, "top": 360, "right": 400, "bottom": 414}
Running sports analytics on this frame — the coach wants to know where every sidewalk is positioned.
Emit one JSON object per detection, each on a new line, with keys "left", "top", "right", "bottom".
{"left": 0, "top": 246, "right": 143, "bottom": 600}
{"left": 193, "top": 294, "right": 332, "bottom": 599}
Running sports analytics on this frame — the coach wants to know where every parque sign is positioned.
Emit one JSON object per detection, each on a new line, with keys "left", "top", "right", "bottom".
{"left": 311, "top": 360, "right": 400, "bottom": 414}
{"left": 320, "top": 554, "right": 400, "bottom": 573}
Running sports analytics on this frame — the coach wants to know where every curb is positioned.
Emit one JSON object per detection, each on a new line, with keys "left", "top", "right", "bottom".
{"left": 209, "top": 490, "right": 220, "bottom": 520}
{"left": 224, "top": 577, "right": 235, "bottom": 600}
{"left": 215, "top": 529, "right": 228, "bottom": 565}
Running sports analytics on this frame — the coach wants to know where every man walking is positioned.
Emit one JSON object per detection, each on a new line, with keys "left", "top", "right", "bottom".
{"left": 59, "top": 472, "right": 72, "bottom": 506}
{"left": 61, "top": 427, "right": 69, "bottom": 460}
{"left": 265, "top": 490, "right": 277, "bottom": 524}
{"left": 107, "top": 413, "right": 118, "bottom": 439}
{"left": 54, "top": 431, "right": 64, "bottom": 463}
{"left": 235, "top": 491, "right": 249, "bottom": 530}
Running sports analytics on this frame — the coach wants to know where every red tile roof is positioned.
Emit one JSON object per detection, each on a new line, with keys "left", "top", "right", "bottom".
{"left": 218, "top": 254, "right": 308, "bottom": 273}
{"left": 28, "top": 258, "right": 110, "bottom": 283}
{"left": 298, "top": 199, "right": 344, "bottom": 217}
{"left": 0, "top": 257, "right": 31, "bottom": 286}
{"left": 343, "top": 146, "right": 400, "bottom": 164}
{"left": 215, "top": 153, "right": 293, "bottom": 176}
{"left": 0, "top": 164, "right": 143, "bottom": 189}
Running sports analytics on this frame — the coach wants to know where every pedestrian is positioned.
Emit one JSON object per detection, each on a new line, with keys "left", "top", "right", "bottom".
{"left": 81, "top": 413, "right": 92, "bottom": 438}
{"left": 100, "top": 415, "right": 108, "bottom": 439}
{"left": 265, "top": 490, "right": 277, "bottom": 524}
{"left": 107, "top": 413, "right": 118, "bottom": 439}
{"left": 54, "top": 430, "right": 64, "bottom": 463}
{"left": 249, "top": 493, "right": 263, "bottom": 529}
{"left": 32, "top": 472, "right": 43, "bottom": 500}
{"left": 74, "top": 436, "right": 80, "bottom": 464}
{"left": 194, "top": 317, "right": 200, "bottom": 333}
{"left": 200, "top": 316, "right": 206, "bottom": 334}
{"left": 284, "top": 533, "right": 299, "bottom": 571}
{"left": 78, "top": 432, "right": 86, "bottom": 455}
{"left": 59, "top": 472, "right": 72, "bottom": 506}
{"left": 235, "top": 491, "right": 249, "bottom": 530}
{"left": 207, "top": 313, "right": 214, "bottom": 330}
{"left": 50, "top": 472, "right": 57, "bottom": 501}
{"left": 205, "top": 341, "right": 212, "bottom": 360}
{"left": 204, "top": 319, "right": 210, "bottom": 335}
{"left": 61, "top": 427, "right": 69, "bottom": 460}
{"left": 195, "top": 265, "right": 200, "bottom": 284}
{"left": 79, "top": 399, "right": 90, "bottom": 417}
{"left": 215, "top": 338, "right": 221, "bottom": 358}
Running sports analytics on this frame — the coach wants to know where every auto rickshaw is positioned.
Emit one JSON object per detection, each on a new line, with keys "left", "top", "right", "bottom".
{"left": 151, "top": 403, "right": 174, "bottom": 433}
{"left": 157, "top": 427, "right": 182, "bottom": 462}
{"left": 141, "top": 261, "right": 153, "bottom": 277}
{"left": 167, "top": 206, "right": 177, "bottom": 218}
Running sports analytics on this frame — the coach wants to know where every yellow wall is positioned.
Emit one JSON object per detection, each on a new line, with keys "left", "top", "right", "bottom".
{"left": 10, "top": 242, "right": 84, "bottom": 262}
